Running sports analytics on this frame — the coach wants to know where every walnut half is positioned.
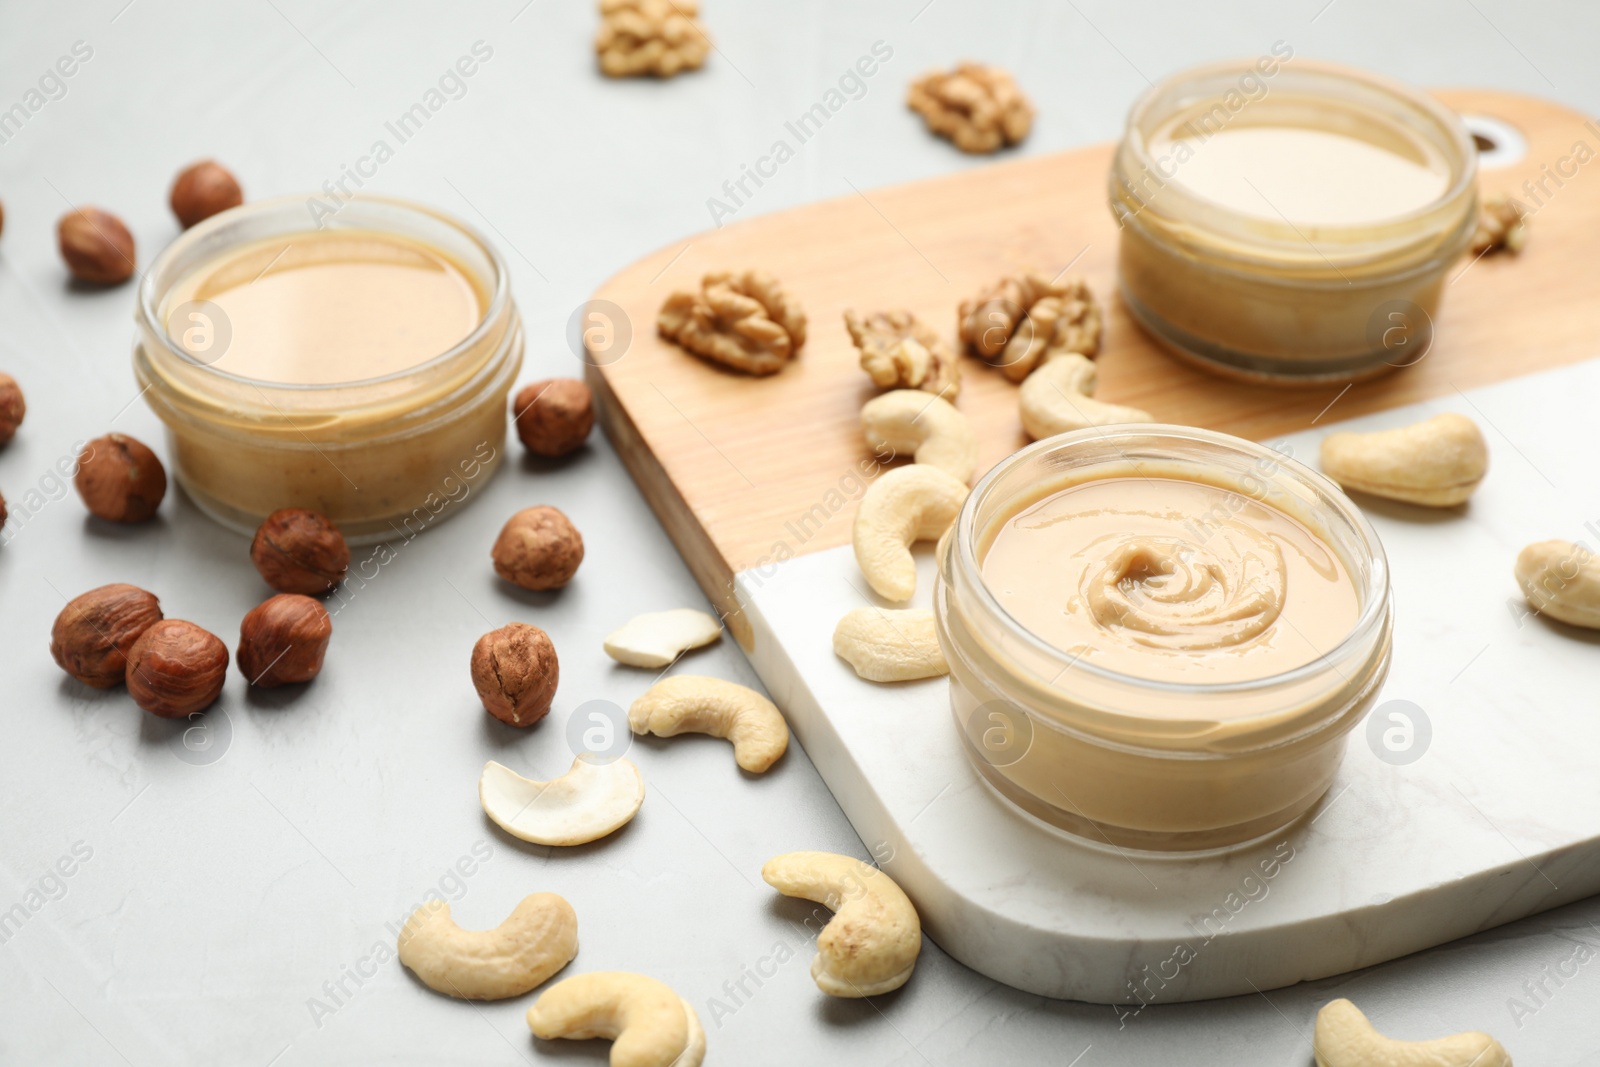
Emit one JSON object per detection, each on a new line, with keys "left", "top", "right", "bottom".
{"left": 958, "top": 272, "right": 1102, "bottom": 382}
{"left": 1470, "top": 194, "right": 1528, "bottom": 256}
{"left": 844, "top": 309, "right": 959, "bottom": 400}
{"left": 595, "top": 0, "right": 710, "bottom": 78}
{"left": 907, "top": 63, "right": 1033, "bottom": 154}
{"left": 658, "top": 270, "right": 807, "bottom": 376}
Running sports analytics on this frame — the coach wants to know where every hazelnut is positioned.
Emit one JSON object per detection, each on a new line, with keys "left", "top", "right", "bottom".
{"left": 170, "top": 160, "right": 243, "bottom": 229}
{"left": 50, "top": 583, "right": 163, "bottom": 688}
{"left": 237, "top": 594, "right": 332, "bottom": 688}
{"left": 492, "top": 507, "right": 584, "bottom": 591}
{"left": 471, "top": 622, "right": 558, "bottom": 727}
{"left": 513, "top": 379, "right": 595, "bottom": 458}
{"left": 0, "top": 489, "right": 7, "bottom": 531}
{"left": 75, "top": 433, "right": 167, "bottom": 523}
{"left": 250, "top": 508, "right": 350, "bottom": 595}
{"left": 0, "top": 373, "right": 25, "bottom": 445}
{"left": 57, "top": 206, "right": 136, "bottom": 285}
{"left": 126, "top": 619, "right": 228, "bottom": 717}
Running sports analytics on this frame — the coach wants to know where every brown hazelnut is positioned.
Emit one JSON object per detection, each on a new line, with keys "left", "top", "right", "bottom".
{"left": 0, "top": 373, "right": 25, "bottom": 445}
{"left": 492, "top": 506, "right": 584, "bottom": 591}
{"left": 250, "top": 508, "right": 350, "bottom": 595}
{"left": 470, "top": 622, "right": 558, "bottom": 727}
{"left": 237, "top": 594, "right": 332, "bottom": 688}
{"left": 126, "top": 619, "right": 228, "bottom": 717}
{"left": 57, "top": 206, "right": 136, "bottom": 285}
{"left": 50, "top": 583, "right": 164, "bottom": 688}
{"left": 170, "top": 160, "right": 243, "bottom": 229}
{"left": 513, "top": 379, "right": 595, "bottom": 458}
{"left": 75, "top": 433, "right": 167, "bottom": 523}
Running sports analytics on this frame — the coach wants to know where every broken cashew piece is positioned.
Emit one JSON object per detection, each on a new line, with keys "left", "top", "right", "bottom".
{"left": 628, "top": 675, "right": 788, "bottom": 773}
{"left": 1018, "top": 354, "right": 1152, "bottom": 441}
{"left": 861, "top": 390, "right": 978, "bottom": 484}
{"left": 479, "top": 756, "right": 645, "bottom": 846}
{"left": 1515, "top": 539, "right": 1600, "bottom": 629}
{"left": 1313, "top": 998, "right": 1510, "bottom": 1067}
{"left": 853, "top": 464, "right": 969, "bottom": 602}
{"left": 604, "top": 609, "right": 722, "bottom": 668}
{"left": 762, "top": 851, "right": 921, "bottom": 998}
{"left": 1320, "top": 413, "right": 1488, "bottom": 507}
{"left": 397, "top": 894, "right": 578, "bottom": 1000}
{"left": 529, "top": 971, "right": 704, "bottom": 1067}
{"left": 833, "top": 607, "right": 948, "bottom": 682}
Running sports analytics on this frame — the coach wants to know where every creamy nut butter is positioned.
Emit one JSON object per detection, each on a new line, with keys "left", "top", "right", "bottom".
{"left": 1110, "top": 60, "right": 1477, "bottom": 383}
{"left": 936, "top": 427, "right": 1392, "bottom": 853}
{"left": 135, "top": 196, "right": 523, "bottom": 542}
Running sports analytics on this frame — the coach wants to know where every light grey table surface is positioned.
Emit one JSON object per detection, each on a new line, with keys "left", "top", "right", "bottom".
{"left": 3, "top": 1, "right": 1598, "bottom": 1064}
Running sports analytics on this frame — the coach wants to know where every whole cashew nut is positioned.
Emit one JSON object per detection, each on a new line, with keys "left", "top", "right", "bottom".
{"left": 832, "top": 607, "right": 948, "bottom": 682}
{"left": 761, "top": 851, "right": 921, "bottom": 998}
{"left": 1313, "top": 998, "right": 1510, "bottom": 1067}
{"left": 1018, "top": 354, "right": 1153, "bottom": 441}
{"left": 528, "top": 971, "right": 705, "bottom": 1067}
{"left": 861, "top": 390, "right": 979, "bottom": 484}
{"left": 1319, "top": 413, "right": 1488, "bottom": 507}
{"left": 852, "top": 464, "right": 969, "bottom": 602}
{"left": 628, "top": 675, "right": 789, "bottom": 773}
{"left": 1515, "top": 539, "right": 1600, "bottom": 629}
{"left": 479, "top": 755, "right": 646, "bottom": 846}
{"left": 397, "top": 894, "right": 578, "bottom": 1000}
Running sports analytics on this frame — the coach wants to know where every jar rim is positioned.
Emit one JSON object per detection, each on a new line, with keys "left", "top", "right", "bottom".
{"left": 1115, "top": 58, "right": 1478, "bottom": 258}
{"left": 950, "top": 424, "right": 1392, "bottom": 698}
{"left": 135, "top": 193, "right": 511, "bottom": 391}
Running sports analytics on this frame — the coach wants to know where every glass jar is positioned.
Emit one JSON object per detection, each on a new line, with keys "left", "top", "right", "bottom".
{"left": 935, "top": 426, "right": 1393, "bottom": 854}
{"left": 134, "top": 195, "right": 522, "bottom": 543}
{"left": 1109, "top": 59, "right": 1477, "bottom": 383}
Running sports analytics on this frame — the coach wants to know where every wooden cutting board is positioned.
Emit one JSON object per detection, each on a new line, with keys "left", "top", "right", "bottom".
{"left": 586, "top": 88, "right": 1599, "bottom": 645}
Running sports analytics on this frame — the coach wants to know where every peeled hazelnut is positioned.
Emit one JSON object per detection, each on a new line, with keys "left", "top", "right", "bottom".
{"left": 170, "top": 160, "right": 243, "bottom": 229}
{"left": 75, "top": 433, "right": 167, "bottom": 523}
{"left": 492, "top": 506, "right": 583, "bottom": 591}
{"left": 0, "top": 373, "right": 25, "bottom": 445}
{"left": 50, "top": 583, "right": 164, "bottom": 688}
{"left": 250, "top": 508, "right": 350, "bottom": 595}
{"left": 237, "top": 594, "right": 332, "bottom": 688}
{"left": 471, "top": 622, "right": 558, "bottom": 727}
{"left": 58, "top": 206, "right": 136, "bottom": 285}
{"left": 514, "top": 379, "right": 595, "bottom": 458}
{"left": 125, "top": 619, "right": 228, "bottom": 717}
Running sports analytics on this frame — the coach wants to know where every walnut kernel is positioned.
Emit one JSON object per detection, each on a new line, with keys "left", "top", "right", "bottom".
{"left": 908, "top": 63, "right": 1033, "bottom": 154}
{"left": 958, "top": 273, "right": 1102, "bottom": 382}
{"left": 844, "top": 309, "right": 959, "bottom": 400}
{"left": 658, "top": 270, "right": 807, "bottom": 376}
{"left": 237, "top": 594, "right": 332, "bottom": 688}
{"left": 471, "top": 622, "right": 559, "bottom": 727}
{"left": 75, "top": 433, "right": 167, "bottom": 523}
{"left": 492, "top": 507, "right": 584, "bottom": 591}
{"left": 126, "top": 619, "right": 229, "bottom": 717}
{"left": 250, "top": 508, "right": 350, "bottom": 595}
{"left": 170, "top": 160, "right": 244, "bottom": 229}
{"left": 58, "top": 206, "right": 136, "bottom": 285}
{"left": 50, "top": 583, "right": 164, "bottom": 688}
{"left": 0, "top": 372, "right": 24, "bottom": 445}
{"left": 514, "top": 379, "right": 595, "bottom": 458}
{"left": 1471, "top": 194, "right": 1527, "bottom": 256}
{"left": 595, "top": 0, "right": 710, "bottom": 78}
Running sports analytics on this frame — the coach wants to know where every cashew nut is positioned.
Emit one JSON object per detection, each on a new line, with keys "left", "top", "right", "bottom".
{"left": 1515, "top": 539, "right": 1600, "bottom": 629}
{"left": 1319, "top": 413, "right": 1488, "bottom": 507}
{"left": 628, "top": 675, "right": 788, "bottom": 773}
{"left": 761, "top": 851, "right": 921, "bottom": 998}
{"left": 604, "top": 609, "right": 722, "bottom": 668}
{"left": 1018, "top": 353, "right": 1153, "bottom": 441}
{"left": 832, "top": 607, "right": 948, "bottom": 682}
{"left": 479, "top": 756, "right": 645, "bottom": 846}
{"left": 1313, "top": 998, "right": 1510, "bottom": 1067}
{"left": 397, "top": 894, "right": 578, "bottom": 1000}
{"left": 852, "top": 464, "right": 969, "bottom": 602}
{"left": 861, "top": 390, "right": 978, "bottom": 484}
{"left": 528, "top": 971, "right": 704, "bottom": 1067}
